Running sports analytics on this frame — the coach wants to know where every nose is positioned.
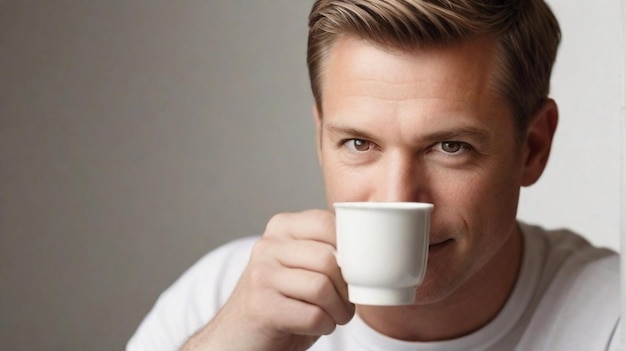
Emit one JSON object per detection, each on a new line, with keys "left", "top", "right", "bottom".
{"left": 375, "top": 152, "right": 428, "bottom": 202}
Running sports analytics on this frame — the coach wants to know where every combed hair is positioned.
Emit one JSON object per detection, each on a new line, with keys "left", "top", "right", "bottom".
{"left": 307, "top": 0, "right": 561, "bottom": 136}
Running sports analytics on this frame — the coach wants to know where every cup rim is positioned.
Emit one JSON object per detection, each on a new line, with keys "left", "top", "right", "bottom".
{"left": 333, "top": 202, "right": 434, "bottom": 210}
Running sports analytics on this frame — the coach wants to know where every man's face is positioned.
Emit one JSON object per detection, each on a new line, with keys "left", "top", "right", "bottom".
{"left": 316, "top": 36, "right": 528, "bottom": 304}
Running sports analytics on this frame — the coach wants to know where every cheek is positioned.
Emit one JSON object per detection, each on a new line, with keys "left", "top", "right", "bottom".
{"left": 429, "top": 163, "right": 520, "bottom": 228}
{"left": 428, "top": 169, "right": 485, "bottom": 208}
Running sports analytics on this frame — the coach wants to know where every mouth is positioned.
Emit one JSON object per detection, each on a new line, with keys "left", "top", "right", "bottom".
{"left": 428, "top": 239, "right": 453, "bottom": 257}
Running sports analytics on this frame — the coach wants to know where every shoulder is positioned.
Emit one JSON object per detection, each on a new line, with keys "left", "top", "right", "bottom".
{"left": 518, "top": 223, "right": 620, "bottom": 350}
{"left": 521, "top": 222, "right": 617, "bottom": 279}
{"left": 168, "top": 235, "right": 259, "bottom": 310}
{"left": 521, "top": 223, "right": 619, "bottom": 306}
{"left": 189, "top": 236, "right": 259, "bottom": 286}
{"left": 127, "top": 236, "right": 259, "bottom": 351}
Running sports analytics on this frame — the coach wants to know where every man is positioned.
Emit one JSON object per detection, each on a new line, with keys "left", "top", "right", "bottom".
{"left": 128, "top": 1, "right": 621, "bottom": 350}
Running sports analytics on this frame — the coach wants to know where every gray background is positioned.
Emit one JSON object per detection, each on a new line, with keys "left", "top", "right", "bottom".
{"left": 0, "top": 1, "right": 623, "bottom": 350}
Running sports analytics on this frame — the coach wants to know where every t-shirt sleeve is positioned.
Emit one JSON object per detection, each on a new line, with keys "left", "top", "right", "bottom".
{"left": 126, "top": 236, "right": 258, "bottom": 351}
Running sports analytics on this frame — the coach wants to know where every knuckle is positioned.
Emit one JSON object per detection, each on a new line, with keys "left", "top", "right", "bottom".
{"left": 249, "top": 238, "right": 272, "bottom": 263}
{"left": 309, "top": 274, "right": 334, "bottom": 301}
{"left": 319, "top": 248, "right": 337, "bottom": 271}
{"left": 245, "top": 243, "right": 275, "bottom": 287}
{"left": 245, "top": 264, "right": 269, "bottom": 289}
{"left": 303, "top": 307, "right": 336, "bottom": 335}
{"left": 321, "top": 321, "right": 338, "bottom": 335}
{"left": 251, "top": 237, "right": 270, "bottom": 255}
{"left": 307, "top": 209, "right": 334, "bottom": 228}
{"left": 264, "top": 212, "right": 290, "bottom": 236}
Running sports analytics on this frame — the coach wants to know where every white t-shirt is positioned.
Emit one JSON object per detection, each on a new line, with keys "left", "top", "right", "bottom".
{"left": 127, "top": 223, "right": 621, "bottom": 350}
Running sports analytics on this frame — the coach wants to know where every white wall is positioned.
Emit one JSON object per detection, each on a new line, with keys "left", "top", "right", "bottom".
{"left": 621, "top": 0, "right": 626, "bottom": 345}
{"left": 518, "top": 0, "right": 623, "bottom": 252}
{"left": 0, "top": 1, "right": 622, "bottom": 350}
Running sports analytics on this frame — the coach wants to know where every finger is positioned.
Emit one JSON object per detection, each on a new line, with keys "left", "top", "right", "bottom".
{"left": 251, "top": 237, "right": 350, "bottom": 313}
{"left": 271, "top": 267, "right": 354, "bottom": 326}
{"left": 272, "top": 238, "right": 349, "bottom": 304}
{"left": 264, "top": 209, "right": 336, "bottom": 246}
{"left": 269, "top": 295, "right": 338, "bottom": 336}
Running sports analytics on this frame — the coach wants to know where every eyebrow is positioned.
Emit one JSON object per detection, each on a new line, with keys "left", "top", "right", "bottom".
{"left": 324, "top": 125, "right": 377, "bottom": 141}
{"left": 420, "top": 127, "right": 491, "bottom": 144}
{"left": 323, "top": 124, "right": 491, "bottom": 145}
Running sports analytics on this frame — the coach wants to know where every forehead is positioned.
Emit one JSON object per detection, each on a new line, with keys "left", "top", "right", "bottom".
{"left": 319, "top": 36, "right": 502, "bottom": 109}
{"left": 317, "top": 36, "right": 515, "bottom": 141}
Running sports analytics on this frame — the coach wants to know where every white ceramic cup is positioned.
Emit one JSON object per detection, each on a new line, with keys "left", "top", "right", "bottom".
{"left": 334, "top": 202, "right": 434, "bottom": 306}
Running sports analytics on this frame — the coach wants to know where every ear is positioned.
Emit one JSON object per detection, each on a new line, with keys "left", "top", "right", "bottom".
{"left": 313, "top": 104, "right": 323, "bottom": 165}
{"left": 521, "top": 98, "right": 559, "bottom": 186}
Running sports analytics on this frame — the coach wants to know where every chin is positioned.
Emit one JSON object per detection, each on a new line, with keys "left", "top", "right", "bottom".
{"left": 413, "top": 263, "right": 473, "bottom": 307}
{"left": 413, "top": 280, "right": 456, "bottom": 306}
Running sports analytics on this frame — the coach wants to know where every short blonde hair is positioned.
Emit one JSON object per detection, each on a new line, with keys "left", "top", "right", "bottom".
{"left": 307, "top": 0, "right": 561, "bottom": 135}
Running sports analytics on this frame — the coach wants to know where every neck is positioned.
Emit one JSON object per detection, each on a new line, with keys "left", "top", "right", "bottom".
{"left": 356, "top": 225, "right": 524, "bottom": 341}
